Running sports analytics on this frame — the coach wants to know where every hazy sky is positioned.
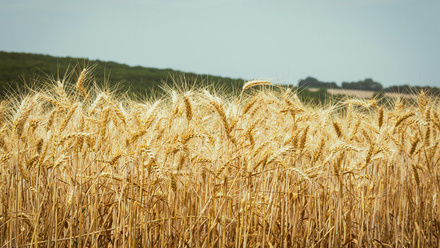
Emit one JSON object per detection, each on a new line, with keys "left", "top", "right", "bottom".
{"left": 1, "top": 0, "right": 439, "bottom": 87}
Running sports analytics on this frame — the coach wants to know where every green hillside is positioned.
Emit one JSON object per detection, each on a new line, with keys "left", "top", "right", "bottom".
{"left": 0, "top": 51, "right": 246, "bottom": 97}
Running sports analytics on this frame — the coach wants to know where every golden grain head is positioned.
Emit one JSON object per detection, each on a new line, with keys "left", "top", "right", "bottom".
{"left": 242, "top": 80, "right": 272, "bottom": 92}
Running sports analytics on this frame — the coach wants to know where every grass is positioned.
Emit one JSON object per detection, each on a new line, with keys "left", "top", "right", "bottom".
{"left": 0, "top": 68, "right": 439, "bottom": 247}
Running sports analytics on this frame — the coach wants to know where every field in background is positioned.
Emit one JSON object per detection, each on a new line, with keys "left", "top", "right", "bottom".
{"left": 309, "top": 88, "right": 416, "bottom": 99}
{"left": 1, "top": 70, "right": 440, "bottom": 247}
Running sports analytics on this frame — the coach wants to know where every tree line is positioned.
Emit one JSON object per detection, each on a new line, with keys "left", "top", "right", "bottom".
{"left": 298, "top": 76, "right": 439, "bottom": 95}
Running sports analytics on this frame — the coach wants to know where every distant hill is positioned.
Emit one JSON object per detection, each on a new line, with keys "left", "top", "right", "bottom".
{"left": 0, "top": 51, "right": 246, "bottom": 97}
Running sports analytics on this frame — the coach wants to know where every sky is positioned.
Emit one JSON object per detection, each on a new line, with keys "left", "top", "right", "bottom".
{"left": 1, "top": 0, "right": 440, "bottom": 87}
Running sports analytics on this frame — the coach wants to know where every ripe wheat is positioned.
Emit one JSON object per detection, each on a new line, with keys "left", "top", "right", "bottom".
{"left": 0, "top": 69, "right": 439, "bottom": 247}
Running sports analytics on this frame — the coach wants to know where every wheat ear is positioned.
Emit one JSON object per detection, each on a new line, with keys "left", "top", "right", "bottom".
{"left": 242, "top": 80, "right": 272, "bottom": 92}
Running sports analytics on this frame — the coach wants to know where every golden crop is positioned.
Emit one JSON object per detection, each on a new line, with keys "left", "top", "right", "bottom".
{"left": 0, "top": 70, "right": 439, "bottom": 247}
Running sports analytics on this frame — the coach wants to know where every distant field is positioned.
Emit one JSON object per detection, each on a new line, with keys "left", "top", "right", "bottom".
{"left": 308, "top": 88, "right": 416, "bottom": 99}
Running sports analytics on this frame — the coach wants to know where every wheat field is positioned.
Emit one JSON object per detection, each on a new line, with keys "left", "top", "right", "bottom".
{"left": 1, "top": 69, "right": 440, "bottom": 247}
